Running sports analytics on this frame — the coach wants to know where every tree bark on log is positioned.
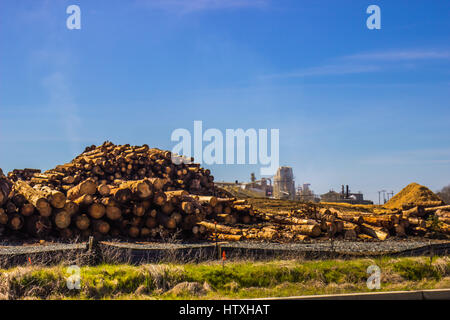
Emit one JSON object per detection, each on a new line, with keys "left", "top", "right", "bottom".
{"left": 361, "top": 215, "right": 394, "bottom": 229}
{"left": 288, "top": 224, "right": 321, "bottom": 237}
{"left": 75, "top": 214, "right": 90, "bottom": 230}
{"left": 147, "top": 178, "right": 167, "bottom": 191}
{"left": 88, "top": 203, "right": 106, "bottom": 219}
{"left": 424, "top": 205, "right": 450, "bottom": 213}
{"left": 8, "top": 214, "right": 24, "bottom": 230}
{"left": 198, "top": 221, "right": 242, "bottom": 235}
{"left": 0, "top": 175, "right": 12, "bottom": 206}
{"left": 12, "top": 194, "right": 27, "bottom": 207}
{"left": 67, "top": 178, "right": 97, "bottom": 200}
{"left": 195, "top": 196, "right": 218, "bottom": 207}
{"left": 73, "top": 194, "right": 94, "bottom": 206}
{"left": 13, "top": 180, "right": 52, "bottom": 217}
{"left": 435, "top": 210, "right": 450, "bottom": 218}
{"left": 402, "top": 206, "right": 425, "bottom": 217}
{"left": 342, "top": 221, "right": 360, "bottom": 233}
{"left": 214, "top": 233, "right": 242, "bottom": 241}
{"left": 105, "top": 205, "right": 122, "bottom": 220}
{"left": 153, "top": 192, "right": 167, "bottom": 206}
{"left": 438, "top": 223, "right": 450, "bottom": 235}
{"left": 64, "top": 201, "right": 79, "bottom": 216}
{"left": 20, "top": 203, "right": 35, "bottom": 217}
{"left": 360, "top": 223, "right": 389, "bottom": 240}
{"left": 37, "top": 185, "right": 66, "bottom": 209}
{"left": 97, "top": 184, "right": 111, "bottom": 196}
{"left": 0, "top": 209, "right": 8, "bottom": 225}
{"left": 119, "top": 180, "right": 153, "bottom": 200}
{"left": 92, "top": 220, "right": 110, "bottom": 234}
{"left": 54, "top": 210, "right": 71, "bottom": 229}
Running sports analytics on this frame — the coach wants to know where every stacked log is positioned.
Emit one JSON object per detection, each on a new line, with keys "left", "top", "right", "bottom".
{"left": 0, "top": 142, "right": 227, "bottom": 240}
{"left": 0, "top": 170, "right": 12, "bottom": 207}
{"left": 2, "top": 176, "right": 450, "bottom": 241}
{"left": 26, "top": 141, "right": 215, "bottom": 196}
{"left": 1, "top": 172, "right": 261, "bottom": 241}
{"left": 206, "top": 200, "right": 450, "bottom": 242}
{"left": 1, "top": 142, "right": 449, "bottom": 243}
{"left": 7, "top": 169, "right": 41, "bottom": 182}
{"left": 286, "top": 204, "right": 450, "bottom": 240}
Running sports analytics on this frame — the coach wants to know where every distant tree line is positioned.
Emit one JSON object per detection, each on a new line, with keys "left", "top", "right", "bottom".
{"left": 437, "top": 185, "right": 450, "bottom": 204}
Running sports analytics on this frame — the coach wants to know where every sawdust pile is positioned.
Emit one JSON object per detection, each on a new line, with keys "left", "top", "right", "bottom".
{"left": 384, "top": 183, "right": 443, "bottom": 209}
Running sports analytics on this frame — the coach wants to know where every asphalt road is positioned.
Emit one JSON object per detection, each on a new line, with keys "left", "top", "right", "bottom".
{"left": 258, "top": 288, "right": 450, "bottom": 300}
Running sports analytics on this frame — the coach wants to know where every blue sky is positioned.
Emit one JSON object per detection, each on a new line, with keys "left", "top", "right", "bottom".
{"left": 1, "top": 0, "right": 449, "bottom": 202}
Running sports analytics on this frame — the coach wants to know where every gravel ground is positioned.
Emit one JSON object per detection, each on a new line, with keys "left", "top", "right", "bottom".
{"left": 1, "top": 239, "right": 447, "bottom": 254}
{"left": 223, "top": 239, "right": 450, "bottom": 253}
{"left": 100, "top": 241, "right": 214, "bottom": 250}
{"left": 0, "top": 239, "right": 449, "bottom": 260}
{"left": 0, "top": 242, "right": 86, "bottom": 255}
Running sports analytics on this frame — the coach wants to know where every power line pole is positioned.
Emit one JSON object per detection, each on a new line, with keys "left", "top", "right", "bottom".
{"left": 378, "top": 189, "right": 386, "bottom": 205}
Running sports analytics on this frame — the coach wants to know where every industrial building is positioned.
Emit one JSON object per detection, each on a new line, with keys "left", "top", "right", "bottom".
{"left": 321, "top": 185, "right": 373, "bottom": 205}
{"left": 296, "top": 183, "right": 320, "bottom": 202}
{"left": 215, "top": 174, "right": 273, "bottom": 198}
{"left": 273, "top": 167, "right": 296, "bottom": 200}
{"left": 216, "top": 168, "right": 371, "bottom": 205}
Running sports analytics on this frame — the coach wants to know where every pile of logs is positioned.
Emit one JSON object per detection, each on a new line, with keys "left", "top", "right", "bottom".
{"left": 27, "top": 141, "right": 215, "bottom": 196}
{"left": 1, "top": 171, "right": 449, "bottom": 241}
{"left": 0, "top": 142, "right": 449, "bottom": 242}
{"left": 8, "top": 169, "right": 42, "bottom": 182}
{"left": 0, "top": 142, "right": 265, "bottom": 240}
{"left": 0, "top": 174, "right": 263, "bottom": 240}
{"left": 206, "top": 202, "right": 450, "bottom": 242}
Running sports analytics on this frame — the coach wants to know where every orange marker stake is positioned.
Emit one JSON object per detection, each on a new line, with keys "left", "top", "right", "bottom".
{"left": 222, "top": 250, "right": 226, "bottom": 269}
